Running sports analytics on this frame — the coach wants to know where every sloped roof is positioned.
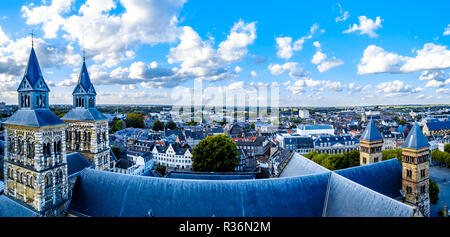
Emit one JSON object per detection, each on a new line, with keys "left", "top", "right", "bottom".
{"left": 0, "top": 195, "right": 38, "bottom": 217}
{"left": 279, "top": 153, "right": 330, "bottom": 177}
{"left": 165, "top": 171, "right": 257, "bottom": 180}
{"left": 402, "top": 122, "right": 430, "bottom": 149}
{"left": 323, "top": 173, "right": 414, "bottom": 217}
{"left": 68, "top": 169, "right": 330, "bottom": 217}
{"left": 334, "top": 159, "right": 402, "bottom": 199}
{"left": 67, "top": 152, "right": 93, "bottom": 177}
{"left": 4, "top": 109, "right": 65, "bottom": 127}
{"left": 19, "top": 47, "right": 47, "bottom": 92}
{"left": 62, "top": 108, "right": 107, "bottom": 121}
{"left": 426, "top": 121, "right": 450, "bottom": 131}
{"left": 360, "top": 119, "right": 383, "bottom": 141}
{"left": 73, "top": 61, "right": 96, "bottom": 95}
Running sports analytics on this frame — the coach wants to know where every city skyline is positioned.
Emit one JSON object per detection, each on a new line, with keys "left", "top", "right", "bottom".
{"left": 0, "top": 0, "right": 449, "bottom": 107}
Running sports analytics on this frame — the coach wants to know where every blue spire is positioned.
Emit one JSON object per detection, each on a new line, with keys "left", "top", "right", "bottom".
{"left": 74, "top": 61, "right": 96, "bottom": 95}
{"left": 19, "top": 47, "right": 47, "bottom": 91}
{"left": 402, "top": 122, "right": 430, "bottom": 149}
{"left": 360, "top": 119, "right": 383, "bottom": 141}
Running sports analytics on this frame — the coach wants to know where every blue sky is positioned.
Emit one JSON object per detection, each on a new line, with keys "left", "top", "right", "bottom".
{"left": 0, "top": 0, "right": 449, "bottom": 106}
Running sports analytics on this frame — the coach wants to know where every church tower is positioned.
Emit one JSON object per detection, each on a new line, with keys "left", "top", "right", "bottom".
{"left": 61, "top": 58, "right": 112, "bottom": 171}
{"left": 359, "top": 119, "right": 383, "bottom": 165}
{"left": 401, "top": 122, "right": 430, "bottom": 217}
{"left": 3, "top": 47, "right": 69, "bottom": 216}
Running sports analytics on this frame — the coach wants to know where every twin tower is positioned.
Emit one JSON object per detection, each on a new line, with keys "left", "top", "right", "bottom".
{"left": 360, "top": 119, "right": 431, "bottom": 217}
{"left": 2, "top": 46, "right": 111, "bottom": 216}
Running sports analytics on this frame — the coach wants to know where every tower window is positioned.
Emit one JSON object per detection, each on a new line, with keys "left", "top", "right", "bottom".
{"left": 420, "top": 169, "right": 426, "bottom": 178}
{"left": 406, "top": 186, "right": 412, "bottom": 194}
{"left": 420, "top": 185, "right": 426, "bottom": 194}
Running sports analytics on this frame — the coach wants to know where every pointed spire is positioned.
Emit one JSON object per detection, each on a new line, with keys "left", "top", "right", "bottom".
{"left": 360, "top": 119, "right": 383, "bottom": 141}
{"left": 74, "top": 60, "right": 96, "bottom": 95}
{"left": 402, "top": 122, "right": 430, "bottom": 149}
{"left": 19, "top": 47, "right": 47, "bottom": 91}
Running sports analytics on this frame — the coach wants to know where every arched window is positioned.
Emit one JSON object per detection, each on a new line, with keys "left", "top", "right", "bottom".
{"left": 45, "top": 173, "right": 52, "bottom": 188}
{"left": 89, "top": 98, "right": 94, "bottom": 108}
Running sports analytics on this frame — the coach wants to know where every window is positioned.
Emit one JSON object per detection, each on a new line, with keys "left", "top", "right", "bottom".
{"left": 406, "top": 186, "right": 412, "bottom": 194}
{"left": 363, "top": 158, "right": 366, "bottom": 164}
{"left": 374, "top": 158, "right": 378, "bottom": 163}
{"left": 420, "top": 185, "right": 426, "bottom": 194}
{"left": 407, "top": 169, "right": 412, "bottom": 178}
{"left": 420, "top": 169, "right": 426, "bottom": 178}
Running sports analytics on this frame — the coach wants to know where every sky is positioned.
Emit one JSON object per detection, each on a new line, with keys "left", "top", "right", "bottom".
{"left": 0, "top": 0, "right": 449, "bottom": 107}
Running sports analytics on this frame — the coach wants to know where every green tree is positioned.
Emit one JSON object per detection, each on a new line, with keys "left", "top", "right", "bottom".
{"left": 250, "top": 122, "right": 255, "bottom": 130}
{"left": 429, "top": 178, "right": 440, "bottom": 205}
{"left": 444, "top": 143, "right": 450, "bottom": 153}
{"left": 186, "top": 120, "right": 198, "bottom": 126}
{"left": 125, "top": 113, "right": 144, "bottom": 128}
{"left": 398, "top": 119, "right": 407, "bottom": 125}
{"left": 191, "top": 134, "right": 239, "bottom": 172}
{"left": 110, "top": 119, "right": 126, "bottom": 133}
{"left": 382, "top": 149, "right": 403, "bottom": 164}
{"left": 155, "top": 165, "right": 167, "bottom": 175}
{"left": 166, "top": 120, "right": 177, "bottom": 130}
{"left": 152, "top": 120, "right": 165, "bottom": 131}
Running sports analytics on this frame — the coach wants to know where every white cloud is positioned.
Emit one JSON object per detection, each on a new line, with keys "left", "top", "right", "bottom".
{"left": 23, "top": 0, "right": 186, "bottom": 67}
{"left": 234, "top": 66, "right": 243, "bottom": 73}
{"left": 343, "top": 16, "right": 383, "bottom": 38}
{"left": 250, "top": 70, "right": 257, "bottom": 78}
{"left": 376, "top": 80, "right": 422, "bottom": 96}
{"left": 444, "top": 24, "right": 450, "bottom": 36}
{"left": 268, "top": 62, "right": 308, "bottom": 78}
{"left": 275, "top": 23, "right": 322, "bottom": 59}
{"left": 310, "top": 41, "right": 344, "bottom": 72}
{"left": 0, "top": 26, "right": 9, "bottom": 45}
{"left": 286, "top": 77, "right": 343, "bottom": 94}
{"left": 436, "top": 88, "right": 450, "bottom": 94}
{"left": 335, "top": 3, "right": 350, "bottom": 22}
{"left": 358, "top": 43, "right": 450, "bottom": 74}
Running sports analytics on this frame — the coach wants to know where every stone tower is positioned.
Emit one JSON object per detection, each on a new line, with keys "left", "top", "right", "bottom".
{"left": 3, "top": 47, "right": 68, "bottom": 216}
{"left": 359, "top": 119, "right": 383, "bottom": 165}
{"left": 401, "top": 122, "right": 430, "bottom": 217}
{"left": 61, "top": 58, "right": 112, "bottom": 171}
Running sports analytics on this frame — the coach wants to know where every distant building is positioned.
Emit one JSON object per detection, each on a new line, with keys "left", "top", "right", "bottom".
{"left": 422, "top": 121, "right": 450, "bottom": 136}
{"left": 314, "top": 135, "right": 359, "bottom": 155}
{"left": 276, "top": 133, "right": 314, "bottom": 154}
{"left": 296, "top": 124, "right": 334, "bottom": 136}
{"left": 382, "top": 131, "right": 404, "bottom": 150}
{"left": 298, "top": 110, "right": 310, "bottom": 119}
{"left": 152, "top": 143, "right": 193, "bottom": 170}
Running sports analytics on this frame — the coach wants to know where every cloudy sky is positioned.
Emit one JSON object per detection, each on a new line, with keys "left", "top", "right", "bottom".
{"left": 0, "top": 0, "right": 449, "bottom": 106}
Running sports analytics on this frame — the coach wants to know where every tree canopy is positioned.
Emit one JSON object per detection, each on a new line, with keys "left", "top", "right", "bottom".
{"left": 429, "top": 178, "right": 440, "bottom": 205}
{"left": 304, "top": 150, "right": 360, "bottom": 170}
{"left": 166, "top": 120, "right": 177, "bottom": 130}
{"left": 152, "top": 120, "right": 165, "bottom": 131}
{"left": 382, "top": 148, "right": 403, "bottom": 164}
{"left": 431, "top": 149, "right": 450, "bottom": 167}
{"left": 125, "top": 113, "right": 144, "bottom": 128}
{"left": 191, "top": 134, "right": 239, "bottom": 172}
{"left": 110, "top": 119, "right": 126, "bottom": 133}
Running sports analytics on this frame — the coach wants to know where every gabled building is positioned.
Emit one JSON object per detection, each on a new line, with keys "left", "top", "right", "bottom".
{"left": 152, "top": 143, "right": 193, "bottom": 170}
{"left": 62, "top": 58, "right": 112, "bottom": 171}
{"left": 422, "top": 120, "right": 450, "bottom": 136}
{"left": 314, "top": 135, "right": 359, "bottom": 155}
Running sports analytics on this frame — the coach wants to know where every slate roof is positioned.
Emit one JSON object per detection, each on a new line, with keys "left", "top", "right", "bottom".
{"left": 314, "top": 135, "right": 359, "bottom": 146}
{"left": 298, "top": 124, "right": 333, "bottom": 130}
{"left": 334, "top": 159, "right": 402, "bottom": 199}
{"left": 67, "top": 152, "right": 93, "bottom": 177}
{"left": 0, "top": 195, "right": 38, "bottom": 217}
{"left": 402, "top": 122, "right": 430, "bottom": 149}
{"left": 20, "top": 47, "right": 47, "bottom": 92}
{"left": 360, "top": 119, "right": 383, "bottom": 141}
{"left": 68, "top": 169, "right": 330, "bottom": 217}
{"left": 74, "top": 61, "right": 96, "bottom": 95}
{"left": 426, "top": 121, "right": 450, "bottom": 131}
{"left": 62, "top": 108, "right": 107, "bottom": 121}
{"left": 0, "top": 181, "right": 3, "bottom": 194}
{"left": 165, "top": 171, "right": 257, "bottom": 180}
{"left": 4, "top": 109, "right": 65, "bottom": 127}
{"left": 279, "top": 153, "right": 329, "bottom": 177}
{"left": 115, "top": 159, "right": 134, "bottom": 169}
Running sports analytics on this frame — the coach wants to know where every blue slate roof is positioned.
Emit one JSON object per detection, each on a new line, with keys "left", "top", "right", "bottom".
{"left": 323, "top": 173, "right": 414, "bottom": 217}
{"left": 314, "top": 135, "right": 359, "bottom": 147}
{"left": 20, "top": 47, "right": 47, "bottom": 92}
{"left": 402, "top": 122, "right": 430, "bottom": 149}
{"left": 334, "top": 159, "right": 402, "bottom": 199}
{"left": 360, "top": 119, "right": 383, "bottom": 141}
{"left": 67, "top": 152, "right": 93, "bottom": 177}
{"left": 110, "top": 148, "right": 118, "bottom": 162}
{"left": 165, "top": 171, "right": 257, "bottom": 180}
{"left": 426, "top": 121, "right": 450, "bottom": 131}
{"left": 0, "top": 195, "right": 38, "bottom": 217}
{"left": 4, "top": 109, "right": 65, "bottom": 127}
{"left": 0, "top": 181, "right": 3, "bottom": 194}
{"left": 298, "top": 124, "right": 333, "bottom": 130}
{"left": 68, "top": 169, "right": 330, "bottom": 217}
{"left": 280, "top": 153, "right": 329, "bottom": 177}
{"left": 74, "top": 61, "right": 96, "bottom": 95}
{"left": 62, "top": 108, "right": 107, "bottom": 121}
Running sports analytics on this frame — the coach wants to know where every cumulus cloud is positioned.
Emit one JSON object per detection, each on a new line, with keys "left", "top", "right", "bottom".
{"left": 275, "top": 23, "right": 322, "bottom": 59}
{"left": 250, "top": 70, "right": 257, "bottom": 78}
{"left": 268, "top": 62, "right": 308, "bottom": 79}
{"left": 436, "top": 88, "right": 450, "bottom": 94}
{"left": 234, "top": 66, "right": 243, "bottom": 73}
{"left": 335, "top": 3, "right": 350, "bottom": 22}
{"left": 311, "top": 41, "right": 344, "bottom": 72}
{"left": 376, "top": 80, "right": 422, "bottom": 97}
{"left": 444, "top": 24, "right": 450, "bottom": 36}
{"left": 23, "top": 0, "right": 186, "bottom": 67}
{"left": 343, "top": 16, "right": 383, "bottom": 38}
{"left": 358, "top": 43, "right": 450, "bottom": 74}
{"left": 286, "top": 77, "right": 344, "bottom": 95}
